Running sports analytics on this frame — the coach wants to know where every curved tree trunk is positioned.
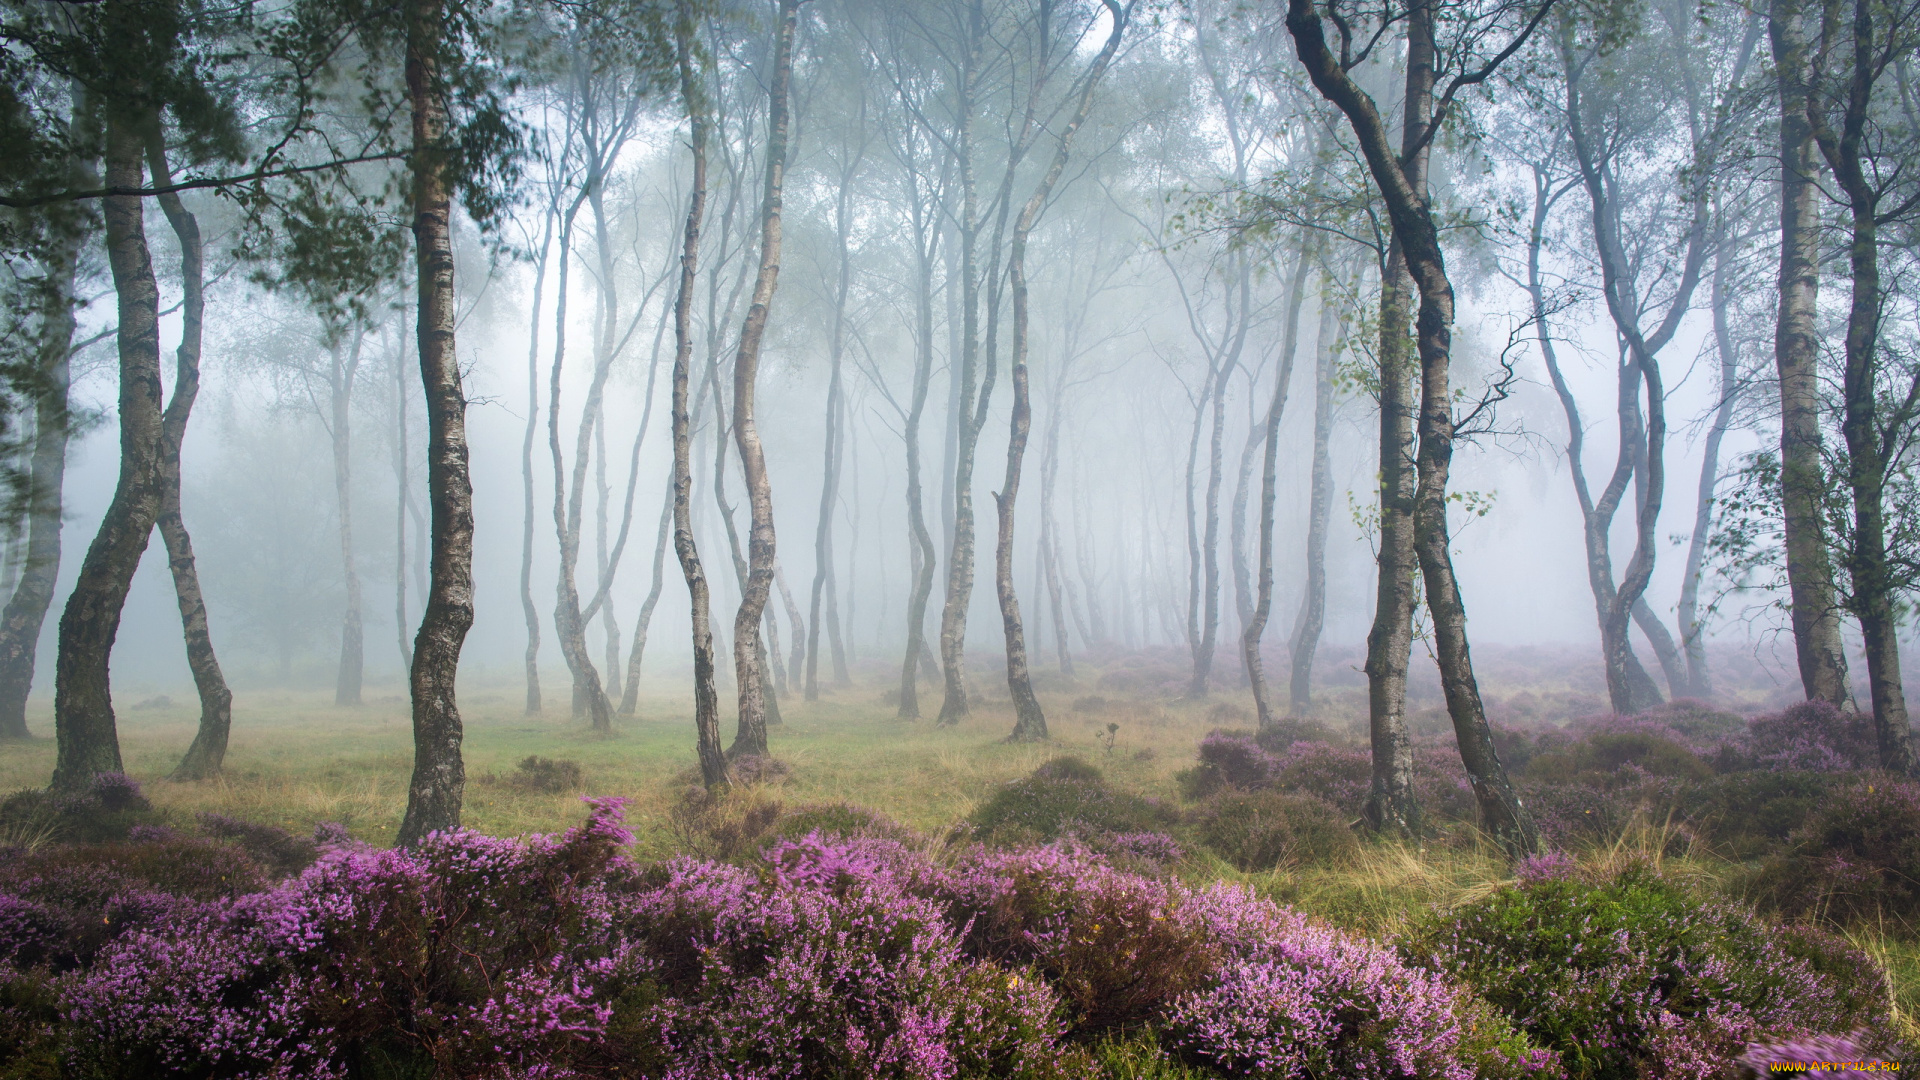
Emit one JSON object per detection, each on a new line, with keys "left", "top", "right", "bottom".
{"left": 898, "top": 204, "right": 939, "bottom": 719}
{"left": 1677, "top": 240, "right": 1742, "bottom": 700}
{"left": 1769, "top": 0, "right": 1851, "bottom": 707}
{"left": 1246, "top": 244, "right": 1312, "bottom": 730}
{"left": 670, "top": 4, "right": 728, "bottom": 789}
{"left": 1289, "top": 280, "right": 1343, "bottom": 713}
{"left": 726, "top": 0, "right": 800, "bottom": 760}
{"left": 520, "top": 215, "right": 551, "bottom": 714}
{"left": 397, "top": 0, "right": 476, "bottom": 845}
{"left": 1289, "top": 0, "right": 1539, "bottom": 857}
{"left": 146, "top": 137, "right": 234, "bottom": 780}
{"left": 51, "top": 113, "right": 162, "bottom": 792}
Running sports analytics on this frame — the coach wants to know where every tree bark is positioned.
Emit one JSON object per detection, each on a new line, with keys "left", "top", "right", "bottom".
{"left": 1769, "top": 0, "right": 1851, "bottom": 707}
{"left": 397, "top": 0, "right": 475, "bottom": 845}
{"left": 670, "top": 5, "right": 729, "bottom": 789}
{"left": 145, "top": 136, "right": 233, "bottom": 780}
{"left": 1362, "top": 243, "right": 1419, "bottom": 836}
{"left": 726, "top": 0, "right": 800, "bottom": 760}
{"left": 808, "top": 151, "right": 858, "bottom": 702}
{"left": 51, "top": 112, "right": 161, "bottom": 792}
{"left": 394, "top": 324, "right": 414, "bottom": 673}
{"left": 0, "top": 183, "right": 79, "bottom": 741}
{"left": 898, "top": 172, "right": 939, "bottom": 719}
{"left": 1810, "top": 0, "right": 1915, "bottom": 774}
{"left": 1246, "top": 245, "right": 1312, "bottom": 730}
{"left": 1288, "top": 0, "right": 1540, "bottom": 857}
{"left": 1289, "top": 278, "right": 1343, "bottom": 713}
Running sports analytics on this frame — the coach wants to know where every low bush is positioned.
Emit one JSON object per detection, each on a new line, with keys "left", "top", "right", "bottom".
{"left": 1744, "top": 701, "right": 1879, "bottom": 773}
{"left": 195, "top": 813, "right": 318, "bottom": 876}
{"left": 1411, "top": 863, "right": 1896, "bottom": 1080}
{"left": 968, "top": 757, "right": 1175, "bottom": 845}
{"left": 1751, "top": 776, "right": 1920, "bottom": 927}
{"left": 507, "top": 754, "right": 583, "bottom": 793}
{"left": 0, "top": 773, "right": 163, "bottom": 848}
{"left": 1189, "top": 789, "right": 1357, "bottom": 872}
{"left": 1680, "top": 771, "right": 1831, "bottom": 858}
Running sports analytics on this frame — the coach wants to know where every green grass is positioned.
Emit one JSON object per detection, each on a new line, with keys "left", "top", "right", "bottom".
{"left": 0, "top": 674, "right": 1234, "bottom": 854}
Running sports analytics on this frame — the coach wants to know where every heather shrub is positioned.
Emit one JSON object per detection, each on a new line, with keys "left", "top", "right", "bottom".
{"left": 0, "top": 969, "right": 57, "bottom": 1080}
{"left": 1735, "top": 1031, "right": 1899, "bottom": 1077}
{"left": 505, "top": 754, "right": 584, "bottom": 793}
{"left": 1525, "top": 729, "right": 1710, "bottom": 786}
{"left": 1751, "top": 776, "right": 1920, "bottom": 926}
{"left": 938, "top": 844, "right": 1215, "bottom": 1031}
{"left": 1515, "top": 780, "right": 1631, "bottom": 848}
{"left": 610, "top": 842, "right": 1079, "bottom": 1080}
{"left": 1411, "top": 864, "right": 1894, "bottom": 1080}
{"left": 968, "top": 757, "right": 1174, "bottom": 845}
{"left": 667, "top": 787, "right": 787, "bottom": 860}
{"left": 1166, "top": 883, "right": 1553, "bottom": 1079}
{"left": 764, "top": 801, "right": 916, "bottom": 845}
{"left": 0, "top": 774, "right": 162, "bottom": 847}
{"left": 1745, "top": 700, "right": 1879, "bottom": 772}
{"left": 1251, "top": 717, "right": 1337, "bottom": 753}
{"left": 1179, "top": 731, "right": 1277, "bottom": 799}
{"left": 1679, "top": 771, "right": 1830, "bottom": 858}
{"left": 1189, "top": 789, "right": 1357, "bottom": 871}
{"left": 195, "top": 813, "right": 319, "bottom": 877}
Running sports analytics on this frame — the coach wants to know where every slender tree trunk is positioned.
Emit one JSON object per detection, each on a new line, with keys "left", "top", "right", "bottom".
{"left": 1039, "top": 404, "right": 1073, "bottom": 677}
{"left": 146, "top": 137, "right": 233, "bottom": 779}
{"left": 808, "top": 164, "right": 856, "bottom": 702}
{"left": 1189, "top": 337, "right": 1229, "bottom": 699}
{"left": 51, "top": 113, "right": 161, "bottom": 792}
{"left": 1677, "top": 243, "right": 1741, "bottom": 699}
{"left": 671, "top": 5, "right": 729, "bottom": 789}
{"left": 596, "top": 412, "right": 622, "bottom": 701}
{"left": 1812, "top": 6, "right": 1914, "bottom": 774}
{"left": 327, "top": 338, "right": 365, "bottom": 707}
{"left": 0, "top": 184, "right": 80, "bottom": 740}
{"left": 395, "top": 325, "right": 414, "bottom": 672}
{"left": 937, "top": 12, "right": 984, "bottom": 727}
{"left": 397, "top": 0, "right": 475, "bottom": 844}
{"left": 898, "top": 210, "right": 939, "bottom": 719}
{"left": 727, "top": 0, "right": 800, "bottom": 760}
{"left": 775, "top": 564, "right": 805, "bottom": 695}
{"left": 620, "top": 482, "right": 674, "bottom": 716}
{"left": 1290, "top": 280, "right": 1342, "bottom": 713}
{"left": 548, "top": 193, "right": 615, "bottom": 730}
{"left": 1229, "top": 391, "right": 1264, "bottom": 641}
{"left": 1247, "top": 245, "right": 1312, "bottom": 729}
{"left": 1770, "top": 0, "right": 1851, "bottom": 706}
{"left": 1362, "top": 242, "right": 1419, "bottom": 835}
{"left": 521, "top": 216, "right": 551, "bottom": 714}
{"left": 1289, "top": 0, "right": 1538, "bottom": 856}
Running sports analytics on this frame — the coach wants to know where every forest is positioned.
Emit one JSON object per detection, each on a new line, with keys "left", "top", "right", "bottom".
{"left": 0, "top": 0, "right": 1918, "bottom": 1074}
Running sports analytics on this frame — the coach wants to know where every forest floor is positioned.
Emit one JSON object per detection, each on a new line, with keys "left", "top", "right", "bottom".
{"left": 7, "top": 650, "right": 1920, "bottom": 1038}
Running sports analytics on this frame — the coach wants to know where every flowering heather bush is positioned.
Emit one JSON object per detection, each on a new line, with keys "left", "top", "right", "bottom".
{"left": 1679, "top": 771, "right": 1830, "bottom": 858}
{"left": 1411, "top": 864, "right": 1894, "bottom": 1080}
{"left": 1752, "top": 776, "right": 1920, "bottom": 925}
{"left": 0, "top": 772, "right": 163, "bottom": 847}
{"left": 1744, "top": 701, "right": 1879, "bottom": 772}
{"left": 1735, "top": 1031, "right": 1895, "bottom": 1077}
{"left": 1190, "top": 789, "right": 1358, "bottom": 871}
{"left": 1181, "top": 731, "right": 1280, "bottom": 798}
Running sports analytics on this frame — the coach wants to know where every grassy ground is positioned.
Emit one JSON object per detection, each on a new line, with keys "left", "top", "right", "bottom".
{"left": 8, "top": 665, "right": 1919, "bottom": 1038}
{"left": 0, "top": 672, "right": 1235, "bottom": 855}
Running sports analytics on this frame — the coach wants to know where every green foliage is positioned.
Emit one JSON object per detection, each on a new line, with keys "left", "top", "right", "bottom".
{"left": 1412, "top": 864, "right": 1894, "bottom": 1079}
{"left": 968, "top": 757, "right": 1176, "bottom": 845}
{"left": 1525, "top": 730, "right": 1711, "bottom": 786}
{"left": 1751, "top": 777, "right": 1920, "bottom": 928}
{"left": 1189, "top": 789, "right": 1358, "bottom": 872}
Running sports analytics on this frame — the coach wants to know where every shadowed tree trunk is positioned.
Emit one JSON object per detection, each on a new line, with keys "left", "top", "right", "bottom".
{"left": 51, "top": 112, "right": 161, "bottom": 792}
{"left": 397, "top": 0, "right": 476, "bottom": 845}
{"left": 147, "top": 137, "right": 233, "bottom": 780}
{"left": 394, "top": 325, "right": 414, "bottom": 672}
{"left": 1290, "top": 278, "right": 1344, "bottom": 713}
{"left": 1245, "top": 241, "right": 1311, "bottom": 731}
{"left": 726, "top": 0, "right": 800, "bottom": 760}
{"left": 1769, "top": 0, "right": 1851, "bottom": 706}
{"left": 1289, "top": 0, "right": 1541, "bottom": 857}
{"left": 0, "top": 162, "right": 80, "bottom": 741}
{"left": 670, "top": 3, "right": 728, "bottom": 789}
{"left": 1810, "top": 1, "right": 1915, "bottom": 774}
